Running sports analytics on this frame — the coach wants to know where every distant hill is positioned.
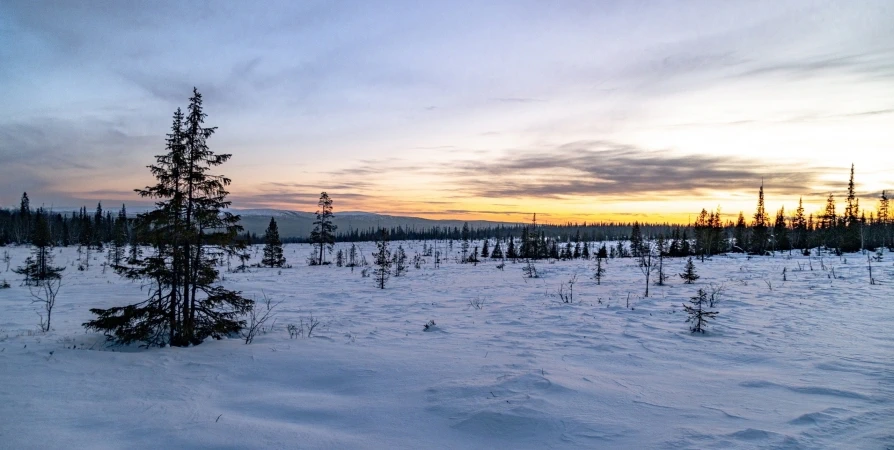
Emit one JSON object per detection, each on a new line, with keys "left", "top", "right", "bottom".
{"left": 235, "top": 209, "right": 517, "bottom": 239}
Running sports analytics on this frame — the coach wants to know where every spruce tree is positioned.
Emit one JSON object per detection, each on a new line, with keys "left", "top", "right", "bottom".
{"left": 262, "top": 217, "right": 286, "bottom": 267}
{"left": 490, "top": 240, "right": 504, "bottom": 259}
{"left": 841, "top": 164, "right": 862, "bottom": 252}
{"left": 593, "top": 255, "right": 605, "bottom": 285}
{"left": 460, "top": 222, "right": 471, "bottom": 262}
{"left": 683, "top": 288, "right": 718, "bottom": 333}
{"left": 15, "top": 209, "right": 64, "bottom": 286}
{"left": 84, "top": 89, "right": 252, "bottom": 347}
{"left": 393, "top": 244, "right": 408, "bottom": 276}
{"left": 110, "top": 205, "right": 128, "bottom": 267}
{"left": 878, "top": 190, "right": 889, "bottom": 248}
{"left": 310, "top": 192, "right": 337, "bottom": 265}
{"left": 822, "top": 193, "right": 838, "bottom": 253}
{"left": 507, "top": 236, "right": 517, "bottom": 259}
{"left": 373, "top": 228, "right": 392, "bottom": 289}
{"left": 793, "top": 197, "right": 808, "bottom": 253}
{"left": 481, "top": 239, "right": 490, "bottom": 258}
{"left": 679, "top": 257, "right": 699, "bottom": 284}
{"left": 734, "top": 212, "right": 748, "bottom": 252}
{"left": 773, "top": 206, "right": 790, "bottom": 254}
{"left": 93, "top": 202, "right": 105, "bottom": 250}
{"left": 630, "top": 222, "right": 644, "bottom": 257}
{"left": 347, "top": 243, "right": 358, "bottom": 270}
{"left": 20, "top": 192, "right": 30, "bottom": 217}
{"left": 751, "top": 182, "right": 769, "bottom": 254}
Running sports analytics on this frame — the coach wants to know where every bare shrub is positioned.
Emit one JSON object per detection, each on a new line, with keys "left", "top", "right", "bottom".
{"left": 29, "top": 278, "right": 61, "bottom": 332}
{"left": 242, "top": 293, "right": 282, "bottom": 344}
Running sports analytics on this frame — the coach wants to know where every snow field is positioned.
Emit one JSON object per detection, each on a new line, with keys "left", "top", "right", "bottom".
{"left": 1, "top": 242, "right": 892, "bottom": 449}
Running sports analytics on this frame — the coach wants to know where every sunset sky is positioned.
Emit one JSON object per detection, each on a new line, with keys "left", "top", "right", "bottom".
{"left": 1, "top": 0, "right": 892, "bottom": 224}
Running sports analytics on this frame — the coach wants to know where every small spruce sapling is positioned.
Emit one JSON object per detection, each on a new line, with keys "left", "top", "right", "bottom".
{"left": 683, "top": 288, "right": 718, "bottom": 333}
{"left": 593, "top": 256, "right": 606, "bottom": 285}
{"left": 393, "top": 245, "right": 408, "bottom": 276}
{"left": 679, "top": 257, "right": 700, "bottom": 284}
{"left": 373, "top": 228, "right": 392, "bottom": 289}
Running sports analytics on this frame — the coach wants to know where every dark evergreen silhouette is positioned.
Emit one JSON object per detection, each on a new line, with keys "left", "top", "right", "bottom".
{"left": 750, "top": 182, "right": 769, "bottom": 254}
{"left": 460, "top": 222, "right": 471, "bottom": 262}
{"left": 821, "top": 193, "right": 838, "bottom": 253}
{"left": 878, "top": 190, "right": 890, "bottom": 249}
{"left": 347, "top": 243, "right": 359, "bottom": 271}
{"left": 393, "top": 244, "right": 408, "bottom": 276}
{"left": 490, "top": 240, "right": 503, "bottom": 259}
{"left": 262, "top": 217, "right": 286, "bottom": 267}
{"left": 84, "top": 89, "right": 252, "bottom": 347}
{"left": 109, "top": 205, "right": 128, "bottom": 267}
{"left": 841, "top": 164, "right": 862, "bottom": 252}
{"left": 506, "top": 236, "right": 518, "bottom": 259}
{"left": 630, "top": 222, "right": 644, "bottom": 257}
{"left": 373, "top": 228, "right": 392, "bottom": 289}
{"left": 773, "top": 206, "right": 790, "bottom": 253}
{"left": 679, "top": 257, "right": 699, "bottom": 284}
{"left": 593, "top": 255, "right": 605, "bottom": 285}
{"left": 792, "top": 197, "right": 808, "bottom": 254}
{"left": 15, "top": 209, "right": 64, "bottom": 286}
{"left": 310, "top": 192, "right": 336, "bottom": 265}
{"left": 733, "top": 212, "right": 747, "bottom": 252}
{"left": 684, "top": 288, "right": 718, "bottom": 333}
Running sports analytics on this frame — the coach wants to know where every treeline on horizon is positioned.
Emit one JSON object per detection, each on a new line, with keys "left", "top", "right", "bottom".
{"left": 2, "top": 169, "right": 891, "bottom": 258}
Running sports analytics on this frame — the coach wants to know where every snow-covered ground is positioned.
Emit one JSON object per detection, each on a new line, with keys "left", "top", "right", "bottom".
{"left": 1, "top": 243, "right": 892, "bottom": 449}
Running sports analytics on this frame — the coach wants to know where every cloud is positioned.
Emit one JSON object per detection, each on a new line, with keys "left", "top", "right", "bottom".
{"left": 491, "top": 97, "right": 544, "bottom": 103}
{"left": 454, "top": 141, "right": 830, "bottom": 198}
{"left": 0, "top": 118, "right": 156, "bottom": 206}
{"left": 321, "top": 140, "right": 836, "bottom": 203}
{"left": 732, "top": 49, "right": 894, "bottom": 82}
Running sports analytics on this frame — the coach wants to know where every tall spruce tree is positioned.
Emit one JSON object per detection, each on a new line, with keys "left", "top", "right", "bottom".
{"left": 878, "top": 190, "right": 889, "bottom": 248}
{"left": 793, "top": 197, "right": 808, "bottom": 253}
{"left": 20, "top": 192, "right": 30, "bottom": 217}
{"left": 773, "top": 206, "right": 790, "bottom": 253}
{"left": 751, "top": 182, "right": 769, "bottom": 254}
{"left": 310, "top": 192, "right": 336, "bottom": 265}
{"left": 84, "top": 89, "right": 252, "bottom": 347}
{"left": 109, "top": 205, "right": 128, "bottom": 267}
{"left": 841, "top": 164, "right": 862, "bottom": 252}
{"left": 262, "top": 217, "right": 286, "bottom": 267}
{"left": 734, "top": 212, "right": 748, "bottom": 252}
{"left": 630, "top": 222, "right": 644, "bottom": 257}
{"left": 507, "top": 236, "right": 518, "bottom": 259}
{"left": 92, "top": 202, "right": 104, "bottom": 250}
{"left": 822, "top": 193, "right": 838, "bottom": 253}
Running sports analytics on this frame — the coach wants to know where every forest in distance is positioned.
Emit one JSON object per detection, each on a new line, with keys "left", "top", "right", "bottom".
{"left": 2, "top": 168, "right": 892, "bottom": 257}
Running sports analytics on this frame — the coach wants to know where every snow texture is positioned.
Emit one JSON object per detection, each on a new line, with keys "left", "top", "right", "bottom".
{"left": 1, "top": 243, "right": 892, "bottom": 449}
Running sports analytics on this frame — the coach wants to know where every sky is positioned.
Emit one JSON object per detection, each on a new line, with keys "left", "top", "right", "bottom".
{"left": 1, "top": 0, "right": 892, "bottom": 224}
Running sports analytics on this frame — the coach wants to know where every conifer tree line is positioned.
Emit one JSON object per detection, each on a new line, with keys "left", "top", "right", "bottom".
{"left": 0, "top": 196, "right": 135, "bottom": 249}
{"left": 3, "top": 161, "right": 891, "bottom": 258}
